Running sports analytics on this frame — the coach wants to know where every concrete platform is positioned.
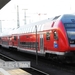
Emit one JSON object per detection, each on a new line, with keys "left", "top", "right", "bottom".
{"left": 0, "top": 68, "right": 31, "bottom": 75}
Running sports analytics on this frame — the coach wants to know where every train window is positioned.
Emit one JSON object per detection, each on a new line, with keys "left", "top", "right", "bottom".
{"left": 14, "top": 36, "right": 17, "bottom": 40}
{"left": 54, "top": 31, "right": 58, "bottom": 40}
{"left": 0, "top": 37, "right": 1, "bottom": 40}
{"left": 46, "top": 32, "right": 50, "bottom": 40}
{"left": 26, "top": 35, "right": 29, "bottom": 38}
{"left": 20, "top": 41, "right": 39, "bottom": 49}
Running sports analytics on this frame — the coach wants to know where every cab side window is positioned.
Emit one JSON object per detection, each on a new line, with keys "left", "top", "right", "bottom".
{"left": 14, "top": 36, "right": 17, "bottom": 40}
{"left": 54, "top": 31, "right": 58, "bottom": 40}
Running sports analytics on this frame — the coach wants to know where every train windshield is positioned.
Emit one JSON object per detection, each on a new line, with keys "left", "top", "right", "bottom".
{"left": 65, "top": 23, "right": 75, "bottom": 39}
{"left": 64, "top": 23, "right": 75, "bottom": 46}
{"left": 65, "top": 23, "right": 75, "bottom": 28}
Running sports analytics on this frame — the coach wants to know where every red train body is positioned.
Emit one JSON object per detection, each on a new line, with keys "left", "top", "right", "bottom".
{"left": 0, "top": 14, "right": 75, "bottom": 60}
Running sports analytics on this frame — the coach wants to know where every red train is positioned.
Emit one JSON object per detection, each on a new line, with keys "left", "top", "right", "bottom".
{"left": 0, "top": 14, "right": 75, "bottom": 61}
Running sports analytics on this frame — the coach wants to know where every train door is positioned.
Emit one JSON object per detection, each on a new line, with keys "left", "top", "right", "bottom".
{"left": 45, "top": 31, "right": 53, "bottom": 50}
{"left": 18, "top": 35, "right": 20, "bottom": 48}
{"left": 40, "top": 34, "right": 44, "bottom": 53}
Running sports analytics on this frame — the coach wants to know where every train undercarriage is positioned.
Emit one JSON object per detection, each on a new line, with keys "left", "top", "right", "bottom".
{"left": 45, "top": 51, "right": 75, "bottom": 63}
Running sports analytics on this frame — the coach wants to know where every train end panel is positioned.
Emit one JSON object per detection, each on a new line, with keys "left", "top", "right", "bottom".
{"left": 56, "top": 14, "right": 75, "bottom": 60}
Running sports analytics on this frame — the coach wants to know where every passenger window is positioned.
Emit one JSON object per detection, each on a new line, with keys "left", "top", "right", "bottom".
{"left": 14, "top": 36, "right": 17, "bottom": 40}
{"left": 46, "top": 32, "right": 50, "bottom": 40}
{"left": 0, "top": 37, "right": 1, "bottom": 40}
{"left": 54, "top": 31, "right": 58, "bottom": 40}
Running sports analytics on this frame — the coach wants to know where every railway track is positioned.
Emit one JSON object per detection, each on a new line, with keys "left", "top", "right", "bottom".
{"left": 0, "top": 48, "right": 49, "bottom": 75}
{"left": 0, "top": 47, "right": 75, "bottom": 75}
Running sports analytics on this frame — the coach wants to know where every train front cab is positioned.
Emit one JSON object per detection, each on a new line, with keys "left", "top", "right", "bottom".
{"left": 58, "top": 14, "right": 75, "bottom": 60}
{"left": 44, "top": 30, "right": 59, "bottom": 56}
{"left": 44, "top": 14, "right": 75, "bottom": 61}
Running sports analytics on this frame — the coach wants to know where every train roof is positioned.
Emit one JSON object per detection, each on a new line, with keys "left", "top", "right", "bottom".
{"left": 0, "top": 31, "right": 11, "bottom": 37}
{"left": 11, "top": 16, "right": 61, "bottom": 34}
{"left": 13, "top": 14, "right": 75, "bottom": 34}
{"left": 0, "top": 29, "right": 15, "bottom": 37}
{"left": 60, "top": 14, "right": 75, "bottom": 23}
{"left": 1, "top": 14, "right": 75, "bottom": 36}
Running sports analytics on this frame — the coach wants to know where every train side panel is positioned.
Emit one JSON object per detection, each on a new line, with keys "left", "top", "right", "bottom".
{"left": 1, "top": 36, "right": 9, "bottom": 48}
{"left": 58, "top": 21, "right": 69, "bottom": 52}
{"left": 18, "top": 33, "right": 40, "bottom": 52}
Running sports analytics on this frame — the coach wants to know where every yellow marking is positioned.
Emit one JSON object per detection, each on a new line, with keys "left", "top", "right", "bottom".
{"left": 7, "top": 69, "right": 31, "bottom": 75}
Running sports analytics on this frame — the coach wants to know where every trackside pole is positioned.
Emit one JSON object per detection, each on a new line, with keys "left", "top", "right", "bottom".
{"left": 35, "top": 25, "right": 38, "bottom": 65}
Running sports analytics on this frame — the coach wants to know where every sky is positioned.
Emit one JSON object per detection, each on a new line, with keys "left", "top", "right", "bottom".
{"left": 0, "top": 0, "right": 75, "bottom": 32}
